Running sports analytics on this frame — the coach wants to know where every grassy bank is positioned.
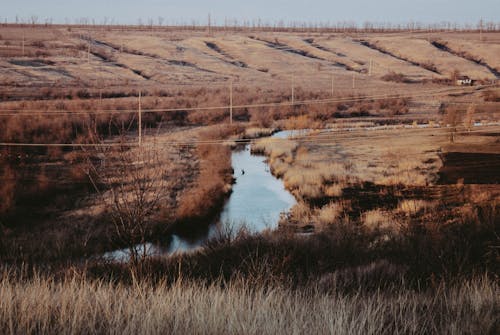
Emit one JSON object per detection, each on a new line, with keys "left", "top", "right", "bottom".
{"left": 0, "top": 271, "right": 497, "bottom": 335}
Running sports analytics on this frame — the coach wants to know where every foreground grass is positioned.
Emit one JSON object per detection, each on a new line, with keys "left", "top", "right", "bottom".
{"left": 0, "top": 273, "right": 497, "bottom": 335}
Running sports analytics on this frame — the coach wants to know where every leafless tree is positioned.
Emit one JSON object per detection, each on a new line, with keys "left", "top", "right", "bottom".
{"left": 85, "top": 135, "right": 172, "bottom": 266}
{"left": 444, "top": 106, "right": 460, "bottom": 143}
{"left": 463, "top": 104, "right": 476, "bottom": 132}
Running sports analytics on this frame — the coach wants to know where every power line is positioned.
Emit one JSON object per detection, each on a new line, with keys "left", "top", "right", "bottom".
{"left": 0, "top": 123, "right": 498, "bottom": 148}
{"left": 0, "top": 84, "right": 495, "bottom": 116}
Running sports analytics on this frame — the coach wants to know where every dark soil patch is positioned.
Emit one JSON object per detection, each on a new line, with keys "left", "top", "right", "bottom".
{"left": 9, "top": 59, "right": 55, "bottom": 67}
{"left": 168, "top": 60, "right": 215, "bottom": 73}
{"left": 303, "top": 38, "right": 347, "bottom": 57}
{"left": 204, "top": 41, "right": 248, "bottom": 68}
{"left": 438, "top": 152, "right": 500, "bottom": 184}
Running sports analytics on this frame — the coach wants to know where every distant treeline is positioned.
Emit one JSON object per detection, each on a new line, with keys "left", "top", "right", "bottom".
{"left": 0, "top": 19, "right": 499, "bottom": 33}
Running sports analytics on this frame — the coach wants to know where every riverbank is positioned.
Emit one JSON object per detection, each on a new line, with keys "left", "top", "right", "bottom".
{"left": 252, "top": 124, "right": 500, "bottom": 232}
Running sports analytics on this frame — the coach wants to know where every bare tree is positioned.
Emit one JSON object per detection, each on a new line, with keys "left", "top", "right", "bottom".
{"left": 86, "top": 137, "right": 172, "bottom": 266}
{"left": 463, "top": 103, "right": 476, "bottom": 132}
{"left": 444, "top": 106, "right": 460, "bottom": 143}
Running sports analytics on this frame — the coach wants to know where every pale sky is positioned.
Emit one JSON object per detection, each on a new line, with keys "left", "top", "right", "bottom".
{"left": 1, "top": 0, "right": 499, "bottom": 26}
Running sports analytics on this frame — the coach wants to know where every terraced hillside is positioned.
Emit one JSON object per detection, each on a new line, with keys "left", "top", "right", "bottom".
{"left": 1, "top": 26, "right": 498, "bottom": 101}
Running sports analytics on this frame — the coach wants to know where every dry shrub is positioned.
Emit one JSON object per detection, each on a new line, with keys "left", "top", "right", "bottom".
{"left": 284, "top": 115, "right": 310, "bottom": 130}
{"left": 362, "top": 209, "right": 395, "bottom": 230}
{"left": 286, "top": 201, "right": 345, "bottom": 229}
{"left": 325, "top": 184, "right": 343, "bottom": 197}
{"left": 297, "top": 183, "right": 323, "bottom": 199}
{"left": 381, "top": 71, "right": 412, "bottom": 83}
{"left": 469, "top": 190, "right": 493, "bottom": 204}
{"left": 316, "top": 202, "right": 344, "bottom": 227}
{"left": 397, "top": 200, "right": 436, "bottom": 216}
{"left": 376, "top": 151, "right": 430, "bottom": 186}
{"left": 252, "top": 138, "right": 297, "bottom": 163}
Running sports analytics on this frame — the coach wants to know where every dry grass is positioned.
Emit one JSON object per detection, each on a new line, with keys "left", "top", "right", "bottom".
{"left": 362, "top": 209, "right": 396, "bottom": 230}
{"left": 175, "top": 125, "right": 246, "bottom": 225}
{"left": 0, "top": 272, "right": 497, "bottom": 335}
{"left": 285, "top": 201, "right": 347, "bottom": 230}
{"left": 397, "top": 199, "right": 436, "bottom": 216}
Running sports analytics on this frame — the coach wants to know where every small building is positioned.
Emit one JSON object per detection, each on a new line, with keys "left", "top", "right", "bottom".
{"left": 456, "top": 76, "right": 474, "bottom": 86}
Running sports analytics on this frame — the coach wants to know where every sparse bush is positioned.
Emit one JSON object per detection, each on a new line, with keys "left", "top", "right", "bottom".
{"left": 381, "top": 71, "right": 412, "bottom": 83}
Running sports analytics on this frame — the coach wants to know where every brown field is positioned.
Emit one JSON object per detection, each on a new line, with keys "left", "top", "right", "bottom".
{"left": 0, "top": 24, "right": 499, "bottom": 333}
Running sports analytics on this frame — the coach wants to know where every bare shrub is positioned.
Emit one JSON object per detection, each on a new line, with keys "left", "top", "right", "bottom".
{"left": 86, "top": 141, "right": 172, "bottom": 265}
{"left": 381, "top": 71, "right": 412, "bottom": 83}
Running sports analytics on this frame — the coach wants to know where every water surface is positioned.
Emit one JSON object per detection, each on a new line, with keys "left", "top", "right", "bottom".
{"left": 104, "top": 136, "right": 296, "bottom": 260}
{"left": 219, "top": 145, "right": 296, "bottom": 232}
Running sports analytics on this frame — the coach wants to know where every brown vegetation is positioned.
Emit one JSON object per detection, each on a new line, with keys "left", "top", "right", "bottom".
{"left": 175, "top": 126, "right": 238, "bottom": 227}
{"left": 0, "top": 271, "right": 497, "bottom": 335}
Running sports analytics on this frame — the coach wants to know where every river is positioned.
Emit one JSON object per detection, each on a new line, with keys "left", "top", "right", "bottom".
{"left": 104, "top": 132, "right": 296, "bottom": 260}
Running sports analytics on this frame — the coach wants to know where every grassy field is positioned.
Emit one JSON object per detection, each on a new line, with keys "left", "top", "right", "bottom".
{"left": 0, "top": 272, "right": 497, "bottom": 335}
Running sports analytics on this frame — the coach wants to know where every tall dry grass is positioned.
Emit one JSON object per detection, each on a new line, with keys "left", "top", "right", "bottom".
{"left": 0, "top": 272, "right": 497, "bottom": 335}
{"left": 176, "top": 125, "right": 238, "bottom": 224}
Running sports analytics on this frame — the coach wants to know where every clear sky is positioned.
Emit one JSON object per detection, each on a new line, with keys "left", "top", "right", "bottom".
{"left": 1, "top": 0, "right": 499, "bottom": 26}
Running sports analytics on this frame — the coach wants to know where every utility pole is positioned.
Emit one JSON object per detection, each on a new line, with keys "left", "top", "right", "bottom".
{"left": 138, "top": 90, "right": 142, "bottom": 146}
{"left": 87, "top": 31, "right": 91, "bottom": 64}
{"left": 479, "top": 18, "right": 483, "bottom": 41}
{"left": 208, "top": 13, "right": 211, "bottom": 36}
{"left": 229, "top": 79, "right": 233, "bottom": 125}
{"left": 331, "top": 73, "right": 334, "bottom": 97}
{"left": 21, "top": 31, "right": 25, "bottom": 57}
{"left": 87, "top": 42, "right": 91, "bottom": 64}
{"left": 291, "top": 74, "right": 295, "bottom": 105}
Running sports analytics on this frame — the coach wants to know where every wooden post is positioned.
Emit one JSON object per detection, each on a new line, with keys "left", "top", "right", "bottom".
{"left": 208, "top": 13, "right": 211, "bottom": 36}
{"left": 479, "top": 18, "right": 483, "bottom": 41}
{"left": 229, "top": 79, "right": 233, "bottom": 125}
{"left": 331, "top": 73, "right": 334, "bottom": 97}
{"left": 291, "top": 75, "right": 295, "bottom": 105}
{"left": 22, "top": 32, "right": 25, "bottom": 57}
{"left": 138, "top": 91, "right": 142, "bottom": 146}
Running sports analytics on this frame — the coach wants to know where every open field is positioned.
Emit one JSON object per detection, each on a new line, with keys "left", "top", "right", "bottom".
{"left": 0, "top": 24, "right": 499, "bottom": 333}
